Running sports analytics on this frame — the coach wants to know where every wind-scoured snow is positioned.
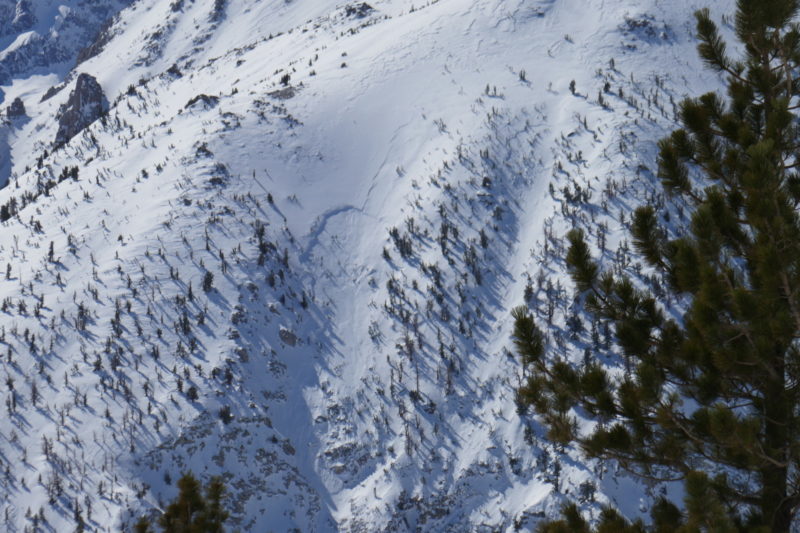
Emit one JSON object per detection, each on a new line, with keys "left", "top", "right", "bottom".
{"left": 0, "top": 0, "right": 735, "bottom": 531}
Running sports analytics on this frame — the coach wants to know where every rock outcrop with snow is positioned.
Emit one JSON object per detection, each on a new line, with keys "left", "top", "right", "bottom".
{"left": 0, "top": 0, "right": 131, "bottom": 86}
{"left": 5, "top": 96, "right": 23, "bottom": 119}
{"left": 54, "top": 72, "right": 107, "bottom": 146}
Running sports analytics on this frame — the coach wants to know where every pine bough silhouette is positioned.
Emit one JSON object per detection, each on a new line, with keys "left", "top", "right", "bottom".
{"left": 513, "top": 1, "right": 800, "bottom": 530}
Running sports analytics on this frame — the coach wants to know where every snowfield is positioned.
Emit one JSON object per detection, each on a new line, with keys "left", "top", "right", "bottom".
{"left": 0, "top": 0, "right": 734, "bottom": 531}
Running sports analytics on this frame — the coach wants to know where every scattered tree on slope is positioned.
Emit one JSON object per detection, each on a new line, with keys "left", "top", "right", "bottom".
{"left": 513, "top": 1, "right": 800, "bottom": 530}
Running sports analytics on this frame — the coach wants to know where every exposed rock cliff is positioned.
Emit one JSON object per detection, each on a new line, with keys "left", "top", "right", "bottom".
{"left": 54, "top": 72, "right": 107, "bottom": 146}
{"left": 5, "top": 96, "right": 25, "bottom": 119}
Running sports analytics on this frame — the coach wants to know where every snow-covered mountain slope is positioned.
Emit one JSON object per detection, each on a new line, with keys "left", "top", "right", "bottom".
{"left": 0, "top": 0, "right": 735, "bottom": 530}
{"left": 0, "top": 0, "right": 132, "bottom": 84}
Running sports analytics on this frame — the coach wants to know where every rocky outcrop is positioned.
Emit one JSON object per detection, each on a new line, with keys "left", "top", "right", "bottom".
{"left": 54, "top": 73, "right": 108, "bottom": 147}
{"left": 0, "top": 1, "right": 16, "bottom": 39}
{"left": 76, "top": 17, "right": 117, "bottom": 66}
{"left": 0, "top": 0, "right": 133, "bottom": 85}
{"left": 5, "top": 97, "right": 25, "bottom": 119}
{"left": 185, "top": 93, "right": 219, "bottom": 109}
{"left": 279, "top": 327, "right": 298, "bottom": 346}
{"left": 11, "top": 0, "right": 35, "bottom": 32}
{"left": 345, "top": 2, "right": 373, "bottom": 18}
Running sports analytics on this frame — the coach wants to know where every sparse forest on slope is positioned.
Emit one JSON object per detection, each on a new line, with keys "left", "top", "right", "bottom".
{"left": 0, "top": 0, "right": 739, "bottom": 530}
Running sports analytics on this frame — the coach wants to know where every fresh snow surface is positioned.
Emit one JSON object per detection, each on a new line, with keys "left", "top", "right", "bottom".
{"left": 0, "top": 0, "right": 736, "bottom": 531}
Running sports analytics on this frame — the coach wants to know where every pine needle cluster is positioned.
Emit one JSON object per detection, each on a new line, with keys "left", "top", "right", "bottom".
{"left": 513, "top": 1, "right": 800, "bottom": 530}
{"left": 134, "top": 473, "right": 228, "bottom": 533}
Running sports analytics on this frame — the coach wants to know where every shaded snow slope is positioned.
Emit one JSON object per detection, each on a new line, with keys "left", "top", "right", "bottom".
{"left": 0, "top": 0, "right": 734, "bottom": 531}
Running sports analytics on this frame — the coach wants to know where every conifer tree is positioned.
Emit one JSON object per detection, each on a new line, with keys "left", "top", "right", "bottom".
{"left": 137, "top": 472, "right": 229, "bottom": 533}
{"left": 202, "top": 271, "right": 214, "bottom": 293}
{"left": 513, "top": 1, "right": 800, "bottom": 530}
{"left": 134, "top": 517, "right": 154, "bottom": 533}
{"left": 158, "top": 472, "right": 205, "bottom": 532}
{"left": 196, "top": 477, "right": 228, "bottom": 533}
